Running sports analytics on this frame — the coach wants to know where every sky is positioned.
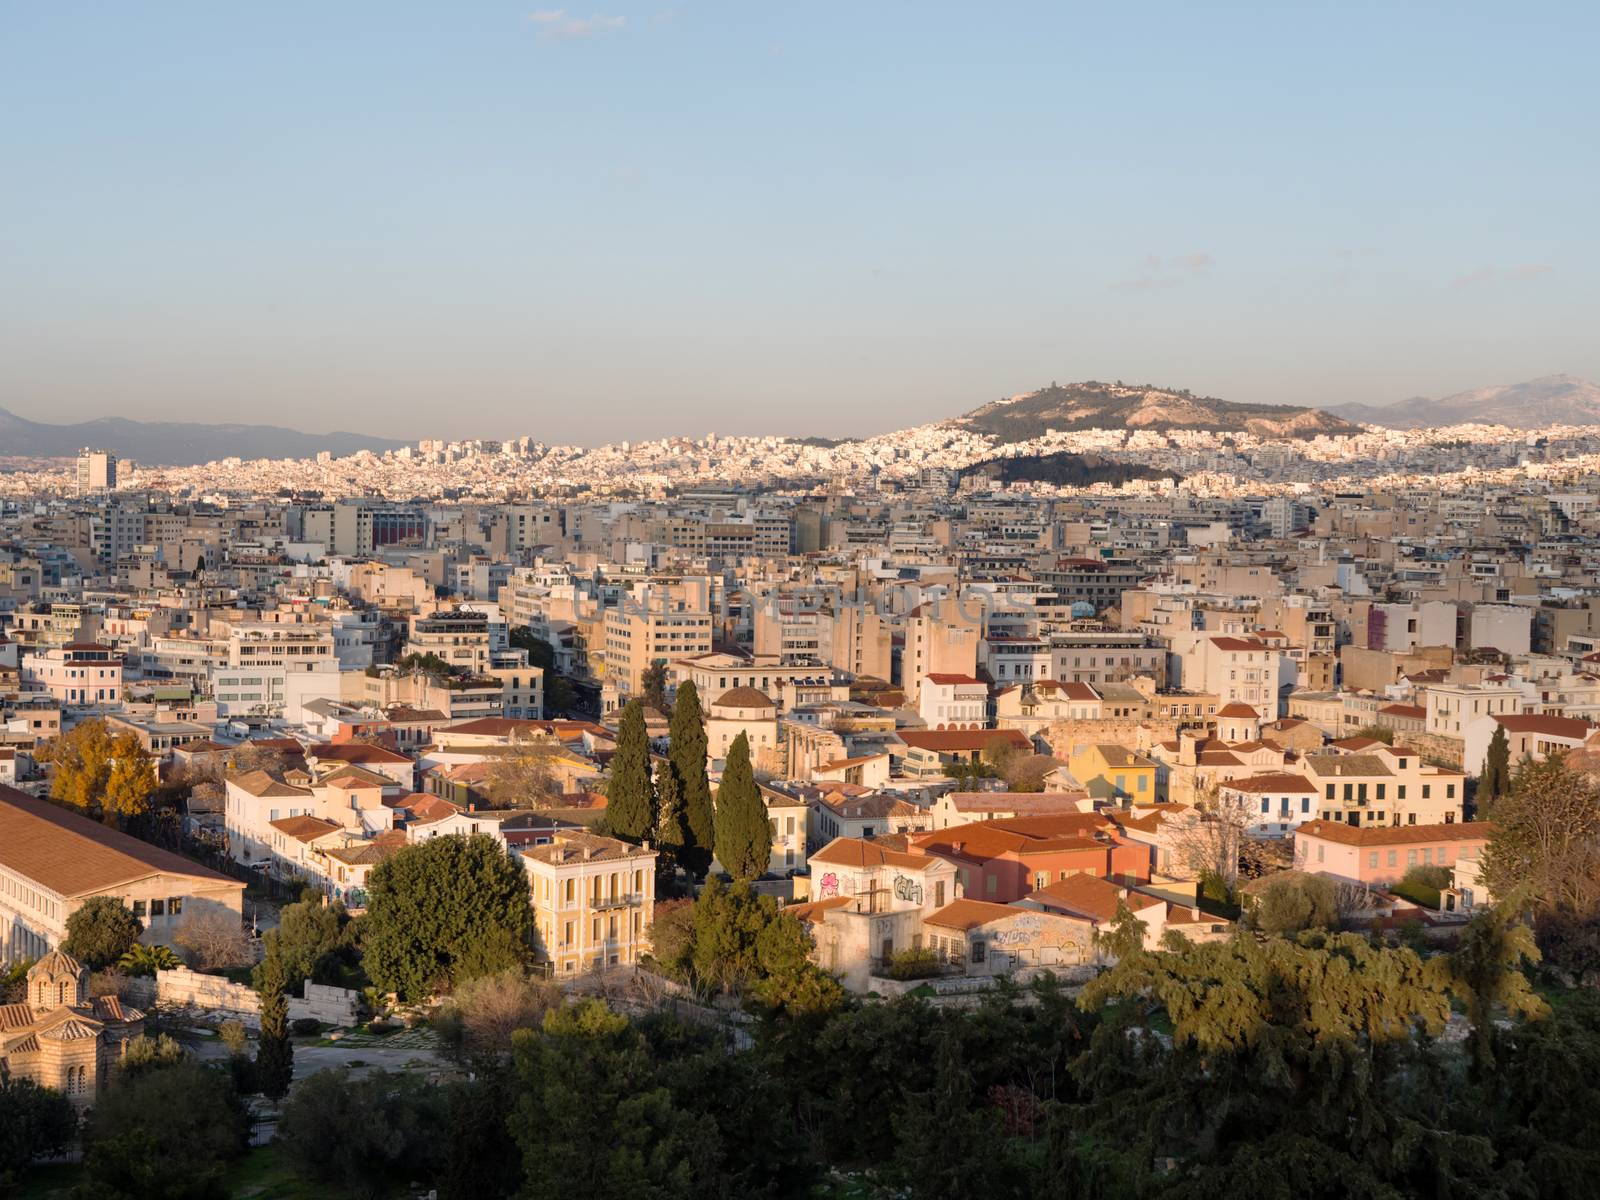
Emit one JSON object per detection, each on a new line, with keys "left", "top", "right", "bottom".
{"left": 1, "top": 1, "right": 1597, "bottom": 445}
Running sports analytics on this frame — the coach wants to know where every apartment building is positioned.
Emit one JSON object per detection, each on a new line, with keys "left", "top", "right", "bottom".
{"left": 20, "top": 643, "right": 123, "bottom": 708}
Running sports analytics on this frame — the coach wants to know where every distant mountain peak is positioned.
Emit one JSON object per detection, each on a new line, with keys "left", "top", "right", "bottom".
{"left": 955, "top": 380, "right": 1359, "bottom": 441}
{"left": 1331, "top": 375, "right": 1600, "bottom": 429}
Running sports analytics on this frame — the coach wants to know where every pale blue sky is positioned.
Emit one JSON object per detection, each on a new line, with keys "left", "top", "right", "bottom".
{"left": 1, "top": 2, "right": 1595, "bottom": 443}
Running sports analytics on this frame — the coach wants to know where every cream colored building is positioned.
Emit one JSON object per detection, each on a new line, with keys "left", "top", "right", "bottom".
{"left": 0, "top": 951, "right": 144, "bottom": 1110}
{"left": 520, "top": 831, "right": 658, "bottom": 974}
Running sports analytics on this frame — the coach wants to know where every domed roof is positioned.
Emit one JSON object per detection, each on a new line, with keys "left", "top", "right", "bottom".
{"left": 713, "top": 687, "right": 775, "bottom": 710}
{"left": 30, "top": 948, "right": 85, "bottom": 979}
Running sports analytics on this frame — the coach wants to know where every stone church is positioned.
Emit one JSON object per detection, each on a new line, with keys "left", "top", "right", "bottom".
{"left": 0, "top": 950, "right": 145, "bottom": 1106}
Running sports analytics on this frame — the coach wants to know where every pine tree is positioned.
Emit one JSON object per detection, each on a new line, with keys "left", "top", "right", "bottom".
{"left": 714, "top": 733, "right": 769, "bottom": 882}
{"left": 606, "top": 699, "right": 654, "bottom": 842}
{"left": 655, "top": 760, "right": 687, "bottom": 878}
{"left": 1478, "top": 723, "right": 1511, "bottom": 813}
{"left": 669, "top": 681, "right": 714, "bottom": 877}
{"left": 255, "top": 942, "right": 294, "bottom": 1102}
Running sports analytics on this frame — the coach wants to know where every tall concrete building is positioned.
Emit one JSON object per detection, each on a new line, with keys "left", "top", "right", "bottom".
{"left": 76, "top": 448, "right": 116, "bottom": 494}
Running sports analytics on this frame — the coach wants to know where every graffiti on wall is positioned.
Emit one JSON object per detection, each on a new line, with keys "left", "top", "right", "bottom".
{"left": 893, "top": 874, "right": 924, "bottom": 905}
{"left": 819, "top": 872, "right": 840, "bottom": 898}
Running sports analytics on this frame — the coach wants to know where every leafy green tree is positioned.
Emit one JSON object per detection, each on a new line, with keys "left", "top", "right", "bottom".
{"left": 0, "top": 1076, "right": 76, "bottom": 1184}
{"left": 509, "top": 1000, "right": 722, "bottom": 1200}
{"left": 440, "top": 1070, "right": 525, "bottom": 1200}
{"left": 1094, "top": 901, "right": 1149, "bottom": 961}
{"left": 641, "top": 660, "right": 670, "bottom": 713}
{"left": 1445, "top": 901, "right": 1548, "bottom": 1077}
{"left": 713, "top": 732, "right": 768, "bottom": 881}
{"left": 668, "top": 682, "right": 714, "bottom": 878}
{"left": 1477, "top": 722, "right": 1512, "bottom": 813}
{"left": 398, "top": 651, "right": 456, "bottom": 681}
{"left": 121, "top": 1033, "right": 187, "bottom": 1078}
{"left": 1353, "top": 723, "right": 1395, "bottom": 744}
{"left": 278, "top": 1069, "right": 447, "bottom": 1200}
{"left": 686, "top": 878, "right": 843, "bottom": 1016}
{"left": 62, "top": 896, "right": 144, "bottom": 969}
{"left": 892, "top": 1034, "right": 1020, "bottom": 1199}
{"left": 1248, "top": 871, "right": 1342, "bottom": 935}
{"left": 362, "top": 834, "right": 533, "bottom": 1000}
{"left": 118, "top": 942, "right": 182, "bottom": 976}
{"left": 1481, "top": 753, "right": 1600, "bottom": 921}
{"left": 509, "top": 628, "right": 556, "bottom": 669}
{"left": 255, "top": 939, "right": 294, "bottom": 1102}
{"left": 646, "top": 899, "right": 695, "bottom": 980}
{"left": 606, "top": 700, "right": 654, "bottom": 842}
{"left": 78, "top": 1061, "right": 248, "bottom": 1200}
{"left": 255, "top": 896, "right": 351, "bottom": 995}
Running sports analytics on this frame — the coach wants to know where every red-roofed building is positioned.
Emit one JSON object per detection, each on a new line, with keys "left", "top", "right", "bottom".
{"left": 918, "top": 673, "right": 988, "bottom": 730}
{"left": 908, "top": 814, "right": 1149, "bottom": 902}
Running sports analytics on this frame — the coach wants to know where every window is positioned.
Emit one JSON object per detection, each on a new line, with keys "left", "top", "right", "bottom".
{"left": 1422, "top": 785, "right": 1431, "bottom": 800}
{"left": 970, "top": 940, "right": 986, "bottom": 962}
{"left": 132, "top": 900, "right": 147, "bottom": 918}
{"left": 1407, "top": 850, "right": 1418, "bottom": 865}
{"left": 986, "top": 874, "right": 997, "bottom": 895}
{"left": 1397, "top": 785, "right": 1407, "bottom": 800}
{"left": 150, "top": 900, "right": 165, "bottom": 918}
{"left": 1368, "top": 852, "right": 1379, "bottom": 868}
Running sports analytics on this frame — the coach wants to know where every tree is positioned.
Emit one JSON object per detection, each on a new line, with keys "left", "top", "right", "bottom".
{"left": 39, "top": 717, "right": 114, "bottom": 812}
{"left": 1478, "top": 722, "right": 1512, "bottom": 813}
{"left": 1170, "top": 782, "right": 1277, "bottom": 886}
{"left": 171, "top": 912, "right": 252, "bottom": 972}
{"left": 654, "top": 760, "right": 687, "bottom": 877}
{"left": 544, "top": 672, "right": 578, "bottom": 717}
{"left": 641, "top": 660, "right": 669, "bottom": 713}
{"left": 62, "top": 896, "right": 144, "bottom": 969}
{"left": 362, "top": 834, "right": 534, "bottom": 1001}
{"left": 1445, "top": 901, "right": 1548, "bottom": 1077}
{"left": 1481, "top": 753, "right": 1600, "bottom": 919}
{"left": 606, "top": 700, "right": 655, "bottom": 843}
{"left": 78, "top": 1060, "right": 249, "bottom": 1200}
{"left": 398, "top": 651, "right": 456, "bottom": 680}
{"left": 485, "top": 732, "right": 564, "bottom": 809}
{"left": 118, "top": 943, "right": 182, "bottom": 976}
{"left": 255, "top": 939, "right": 294, "bottom": 1102}
{"left": 255, "top": 896, "right": 351, "bottom": 995}
{"left": 668, "top": 682, "right": 714, "bottom": 878}
{"left": 1353, "top": 724, "right": 1395, "bottom": 744}
{"left": 102, "top": 732, "right": 157, "bottom": 825}
{"left": 0, "top": 1076, "right": 76, "bottom": 1183}
{"left": 436, "top": 967, "right": 562, "bottom": 1062}
{"left": 685, "top": 878, "right": 843, "bottom": 1016}
{"left": 891, "top": 1034, "right": 1019, "bottom": 1199}
{"left": 713, "top": 733, "right": 769, "bottom": 882}
{"left": 645, "top": 899, "right": 695, "bottom": 979}
{"left": 278, "top": 1069, "right": 447, "bottom": 1200}
{"left": 1095, "top": 901, "right": 1149, "bottom": 961}
{"left": 1247, "top": 871, "right": 1343, "bottom": 935}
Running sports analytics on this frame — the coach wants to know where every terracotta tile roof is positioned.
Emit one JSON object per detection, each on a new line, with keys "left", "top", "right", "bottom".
{"left": 1495, "top": 714, "right": 1594, "bottom": 739}
{"left": 1216, "top": 702, "right": 1261, "bottom": 718}
{"left": 785, "top": 896, "right": 852, "bottom": 924}
{"left": 1222, "top": 772, "right": 1319, "bottom": 794}
{"left": 0, "top": 786, "right": 243, "bottom": 898}
{"left": 1294, "top": 819, "right": 1493, "bottom": 847}
{"left": 923, "top": 898, "right": 1024, "bottom": 931}
{"left": 808, "top": 837, "right": 934, "bottom": 871}
{"left": 268, "top": 815, "right": 342, "bottom": 842}
{"left": 925, "top": 673, "right": 983, "bottom": 686}
{"left": 519, "top": 831, "right": 656, "bottom": 865}
{"left": 308, "top": 743, "right": 412, "bottom": 765}
{"left": 228, "top": 770, "right": 314, "bottom": 799}
{"left": 898, "top": 729, "right": 1031, "bottom": 754}
{"left": 1026, "top": 874, "right": 1161, "bottom": 924}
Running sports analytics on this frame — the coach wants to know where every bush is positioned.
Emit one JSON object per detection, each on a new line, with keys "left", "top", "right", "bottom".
{"left": 434, "top": 968, "right": 561, "bottom": 1061}
{"left": 291, "top": 1017, "right": 322, "bottom": 1036}
{"left": 1249, "top": 872, "right": 1342, "bottom": 935}
{"left": 278, "top": 1069, "right": 447, "bottom": 1200}
{"left": 1392, "top": 865, "right": 1451, "bottom": 909}
{"left": 885, "top": 948, "right": 942, "bottom": 980}
{"left": 79, "top": 1061, "right": 248, "bottom": 1199}
{"left": 0, "top": 1075, "right": 77, "bottom": 1181}
{"left": 645, "top": 899, "right": 695, "bottom": 980}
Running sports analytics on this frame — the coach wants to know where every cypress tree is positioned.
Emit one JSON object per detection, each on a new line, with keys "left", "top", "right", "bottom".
{"left": 714, "top": 732, "right": 769, "bottom": 882}
{"left": 255, "top": 942, "right": 294, "bottom": 1102}
{"left": 669, "top": 681, "right": 715, "bottom": 877}
{"left": 607, "top": 699, "right": 655, "bottom": 842}
{"left": 1479, "top": 723, "right": 1511, "bottom": 814}
{"left": 656, "top": 760, "right": 687, "bottom": 878}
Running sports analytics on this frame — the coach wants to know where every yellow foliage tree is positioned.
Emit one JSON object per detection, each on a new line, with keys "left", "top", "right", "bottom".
{"left": 104, "top": 733, "right": 157, "bottom": 822}
{"left": 42, "top": 719, "right": 115, "bottom": 811}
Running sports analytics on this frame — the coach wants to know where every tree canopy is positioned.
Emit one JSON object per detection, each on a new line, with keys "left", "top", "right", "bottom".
{"left": 362, "top": 834, "right": 534, "bottom": 1000}
{"left": 713, "top": 732, "right": 768, "bottom": 882}
{"left": 668, "top": 682, "right": 714, "bottom": 877}
{"left": 62, "top": 895, "right": 144, "bottom": 969}
{"left": 606, "top": 699, "right": 655, "bottom": 842}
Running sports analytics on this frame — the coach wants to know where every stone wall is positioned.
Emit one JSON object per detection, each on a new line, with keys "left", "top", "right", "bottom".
{"left": 1391, "top": 730, "right": 1465, "bottom": 770}
{"left": 123, "top": 967, "right": 360, "bottom": 1028}
{"left": 1038, "top": 718, "right": 1180, "bottom": 759}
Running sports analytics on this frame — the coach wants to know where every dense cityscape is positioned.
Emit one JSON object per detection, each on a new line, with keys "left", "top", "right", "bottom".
{"left": 4, "top": 3, "right": 1597, "bottom": 1197}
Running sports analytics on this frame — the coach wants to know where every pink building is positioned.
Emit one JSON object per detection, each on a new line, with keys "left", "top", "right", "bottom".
{"left": 20, "top": 643, "right": 123, "bottom": 709}
{"left": 1292, "top": 818, "right": 1493, "bottom": 888}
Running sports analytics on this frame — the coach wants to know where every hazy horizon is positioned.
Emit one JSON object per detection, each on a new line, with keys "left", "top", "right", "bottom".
{"left": 3, "top": 2, "right": 1596, "bottom": 443}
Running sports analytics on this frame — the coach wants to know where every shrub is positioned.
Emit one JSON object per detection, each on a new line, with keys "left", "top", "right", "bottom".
{"left": 1392, "top": 865, "right": 1452, "bottom": 909}
{"left": 62, "top": 896, "right": 144, "bottom": 969}
{"left": 885, "top": 948, "right": 942, "bottom": 980}
{"left": 291, "top": 1017, "right": 322, "bottom": 1036}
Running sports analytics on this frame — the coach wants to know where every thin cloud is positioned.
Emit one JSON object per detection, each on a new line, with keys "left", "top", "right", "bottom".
{"left": 1451, "top": 263, "right": 1552, "bottom": 289}
{"left": 1111, "top": 252, "right": 1212, "bottom": 291}
{"left": 529, "top": 9, "right": 626, "bottom": 40}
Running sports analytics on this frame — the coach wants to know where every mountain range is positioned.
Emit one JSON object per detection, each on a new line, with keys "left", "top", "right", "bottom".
{"left": 1331, "top": 375, "right": 1600, "bottom": 428}
{"left": 0, "top": 408, "right": 408, "bottom": 466}
{"left": 955, "top": 381, "right": 1360, "bottom": 441}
